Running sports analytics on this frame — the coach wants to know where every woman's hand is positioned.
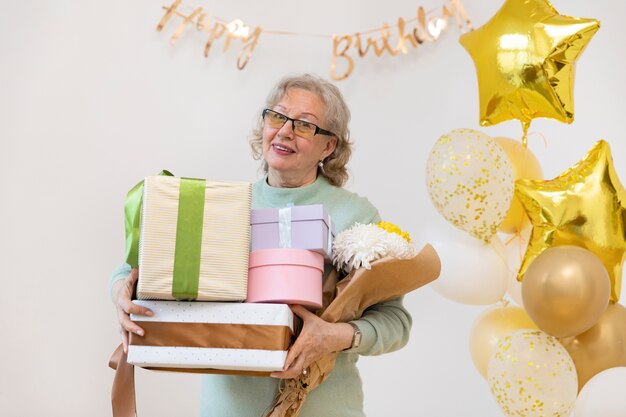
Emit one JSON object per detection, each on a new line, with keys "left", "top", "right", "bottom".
{"left": 270, "top": 305, "right": 354, "bottom": 379}
{"left": 111, "top": 268, "right": 153, "bottom": 353}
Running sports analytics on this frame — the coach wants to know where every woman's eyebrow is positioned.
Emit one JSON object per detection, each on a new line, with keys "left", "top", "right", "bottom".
{"left": 274, "top": 105, "right": 320, "bottom": 122}
{"left": 298, "top": 112, "right": 320, "bottom": 122}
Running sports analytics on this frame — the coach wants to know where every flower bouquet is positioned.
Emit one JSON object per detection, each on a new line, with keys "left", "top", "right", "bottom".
{"left": 264, "top": 222, "right": 441, "bottom": 417}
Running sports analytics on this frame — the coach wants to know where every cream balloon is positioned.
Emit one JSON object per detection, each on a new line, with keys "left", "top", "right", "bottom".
{"left": 502, "top": 227, "right": 531, "bottom": 306}
{"left": 419, "top": 218, "right": 509, "bottom": 305}
{"left": 426, "top": 128, "right": 514, "bottom": 243}
{"left": 494, "top": 137, "right": 543, "bottom": 234}
{"left": 522, "top": 245, "right": 611, "bottom": 337}
{"left": 573, "top": 367, "right": 626, "bottom": 417}
{"left": 469, "top": 305, "right": 537, "bottom": 378}
{"left": 488, "top": 329, "right": 578, "bottom": 417}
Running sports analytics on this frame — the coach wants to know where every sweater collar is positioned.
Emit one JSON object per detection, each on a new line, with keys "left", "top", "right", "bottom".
{"left": 256, "top": 174, "right": 330, "bottom": 207}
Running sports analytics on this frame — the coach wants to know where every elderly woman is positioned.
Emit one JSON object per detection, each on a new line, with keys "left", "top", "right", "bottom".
{"left": 110, "top": 73, "right": 412, "bottom": 417}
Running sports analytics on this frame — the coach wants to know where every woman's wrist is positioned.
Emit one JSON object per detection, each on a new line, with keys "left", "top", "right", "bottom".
{"left": 333, "top": 322, "right": 355, "bottom": 351}
{"left": 111, "top": 279, "right": 125, "bottom": 302}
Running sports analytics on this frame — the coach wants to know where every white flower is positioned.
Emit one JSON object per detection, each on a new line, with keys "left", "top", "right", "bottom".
{"left": 332, "top": 223, "right": 417, "bottom": 272}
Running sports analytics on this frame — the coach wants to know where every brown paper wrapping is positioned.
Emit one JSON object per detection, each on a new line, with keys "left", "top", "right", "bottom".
{"left": 264, "top": 243, "right": 441, "bottom": 417}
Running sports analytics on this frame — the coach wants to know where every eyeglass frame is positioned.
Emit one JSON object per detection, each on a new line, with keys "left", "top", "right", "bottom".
{"left": 262, "top": 108, "right": 336, "bottom": 138}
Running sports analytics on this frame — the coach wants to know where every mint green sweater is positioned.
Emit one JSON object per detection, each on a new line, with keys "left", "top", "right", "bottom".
{"left": 110, "top": 175, "right": 412, "bottom": 417}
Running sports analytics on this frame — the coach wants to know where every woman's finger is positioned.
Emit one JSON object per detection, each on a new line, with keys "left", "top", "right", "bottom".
{"left": 119, "top": 297, "right": 153, "bottom": 317}
{"left": 288, "top": 355, "right": 307, "bottom": 374}
{"left": 117, "top": 307, "right": 145, "bottom": 336}
{"left": 290, "top": 305, "right": 315, "bottom": 320}
{"left": 283, "top": 336, "right": 305, "bottom": 370}
{"left": 271, "top": 355, "right": 306, "bottom": 379}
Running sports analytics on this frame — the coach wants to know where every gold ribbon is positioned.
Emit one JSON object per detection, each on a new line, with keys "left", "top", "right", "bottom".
{"left": 109, "top": 345, "right": 136, "bottom": 417}
{"left": 130, "top": 321, "right": 292, "bottom": 350}
{"left": 110, "top": 323, "right": 294, "bottom": 417}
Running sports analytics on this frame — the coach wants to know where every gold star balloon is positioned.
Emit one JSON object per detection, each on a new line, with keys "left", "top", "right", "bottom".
{"left": 516, "top": 140, "right": 626, "bottom": 302}
{"left": 459, "top": 0, "right": 599, "bottom": 141}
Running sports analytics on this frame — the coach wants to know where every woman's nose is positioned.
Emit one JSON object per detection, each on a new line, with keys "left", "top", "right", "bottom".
{"left": 277, "top": 119, "right": 295, "bottom": 139}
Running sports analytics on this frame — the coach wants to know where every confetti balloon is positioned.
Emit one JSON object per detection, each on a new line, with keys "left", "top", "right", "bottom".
{"left": 488, "top": 329, "right": 578, "bottom": 417}
{"left": 426, "top": 128, "right": 514, "bottom": 243}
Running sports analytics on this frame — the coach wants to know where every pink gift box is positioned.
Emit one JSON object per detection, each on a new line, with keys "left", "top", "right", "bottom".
{"left": 250, "top": 205, "right": 334, "bottom": 260}
{"left": 247, "top": 248, "right": 324, "bottom": 309}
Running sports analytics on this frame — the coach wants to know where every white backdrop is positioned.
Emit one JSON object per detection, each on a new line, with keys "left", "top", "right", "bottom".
{"left": 1, "top": 1, "right": 625, "bottom": 416}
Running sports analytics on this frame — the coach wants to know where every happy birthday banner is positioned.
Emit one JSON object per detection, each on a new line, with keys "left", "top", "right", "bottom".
{"left": 157, "top": 0, "right": 472, "bottom": 81}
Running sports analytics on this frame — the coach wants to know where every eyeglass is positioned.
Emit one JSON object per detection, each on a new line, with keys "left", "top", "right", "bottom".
{"left": 262, "top": 108, "right": 336, "bottom": 139}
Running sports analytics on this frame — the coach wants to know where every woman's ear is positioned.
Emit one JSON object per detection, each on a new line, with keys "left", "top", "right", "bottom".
{"left": 323, "top": 136, "right": 338, "bottom": 159}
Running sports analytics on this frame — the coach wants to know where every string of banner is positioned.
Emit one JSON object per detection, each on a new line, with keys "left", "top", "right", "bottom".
{"left": 157, "top": 0, "right": 473, "bottom": 81}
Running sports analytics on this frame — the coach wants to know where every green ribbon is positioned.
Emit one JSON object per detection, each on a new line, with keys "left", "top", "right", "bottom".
{"left": 124, "top": 171, "right": 206, "bottom": 300}
{"left": 124, "top": 170, "right": 173, "bottom": 268}
{"left": 172, "top": 178, "right": 206, "bottom": 300}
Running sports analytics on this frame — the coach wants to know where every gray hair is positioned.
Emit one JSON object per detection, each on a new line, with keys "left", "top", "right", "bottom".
{"left": 249, "top": 73, "right": 352, "bottom": 187}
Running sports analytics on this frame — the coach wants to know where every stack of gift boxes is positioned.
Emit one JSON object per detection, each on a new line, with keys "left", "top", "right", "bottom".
{"left": 248, "top": 205, "right": 333, "bottom": 309}
{"left": 126, "top": 174, "right": 334, "bottom": 375}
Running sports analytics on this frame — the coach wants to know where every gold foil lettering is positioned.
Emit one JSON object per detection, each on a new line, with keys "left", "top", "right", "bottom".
{"left": 331, "top": 35, "right": 355, "bottom": 81}
{"left": 157, "top": 0, "right": 262, "bottom": 69}
{"left": 354, "top": 33, "right": 370, "bottom": 57}
{"left": 156, "top": 0, "right": 471, "bottom": 79}
{"left": 157, "top": 0, "right": 182, "bottom": 32}
{"left": 196, "top": 13, "right": 209, "bottom": 31}
{"left": 396, "top": 18, "right": 417, "bottom": 54}
{"left": 237, "top": 27, "right": 263, "bottom": 70}
{"left": 204, "top": 23, "right": 226, "bottom": 57}
{"left": 170, "top": 7, "right": 204, "bottom": 45}
{"left": 329, "top": 0, "right": 472, "bottom": 80}
{"left": 443, "top": 0, "right": 473, "bottom": 32}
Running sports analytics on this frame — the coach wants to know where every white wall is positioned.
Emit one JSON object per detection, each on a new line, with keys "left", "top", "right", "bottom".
{"left": 1, "top": 1, "right": 624, "bottom": 416}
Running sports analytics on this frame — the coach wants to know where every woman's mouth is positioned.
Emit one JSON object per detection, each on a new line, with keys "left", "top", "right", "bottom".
{"left": 272, "top": 143, "right": 295, "bottom": 155}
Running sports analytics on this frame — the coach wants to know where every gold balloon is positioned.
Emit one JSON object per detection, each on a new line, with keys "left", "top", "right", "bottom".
{"left": 494, "top": 138, "right": 543, "bottom": 234}
{"left": 469, "top": 305, "right": 537, "bottom": 379}
{"left": 560, "top": 303, "right": 626, "bottom": 391}
{"left": 459, "top": 0, "right": 599, "bottom": 136}
{"left": 516, "top": 140, "right": 626, "bottom": 302}
{"left": 522, "top": 246, "right": 611, "bottom": 338}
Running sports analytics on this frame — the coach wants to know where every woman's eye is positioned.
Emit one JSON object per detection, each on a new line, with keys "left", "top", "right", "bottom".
{"left": 298, "top": 121, "right": 314, "bottom": 130}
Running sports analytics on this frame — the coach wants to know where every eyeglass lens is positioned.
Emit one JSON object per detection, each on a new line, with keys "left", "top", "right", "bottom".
{"left": 264, "top": 110, "right": 318, "bottom": 138}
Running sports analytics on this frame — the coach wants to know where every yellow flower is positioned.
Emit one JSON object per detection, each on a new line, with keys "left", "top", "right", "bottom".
{"left": 376, "top": 221, "right": 411, "bottom": 243}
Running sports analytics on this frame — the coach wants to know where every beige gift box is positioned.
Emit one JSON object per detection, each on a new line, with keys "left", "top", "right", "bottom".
{"left": 137, "top": 175, "right": 251, "bottom": 301}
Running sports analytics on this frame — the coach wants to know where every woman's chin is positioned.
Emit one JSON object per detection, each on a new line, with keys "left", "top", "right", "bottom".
{"left": 267, "top": 160, "right": 294, "bottom": 174}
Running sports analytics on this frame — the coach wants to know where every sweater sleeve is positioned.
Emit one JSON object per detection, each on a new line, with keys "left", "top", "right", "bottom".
{"left": 346, "top": 296, "right": 412, "bottom": 355}
{"left": 109, "top": 262, "right": 132, "bottom": 299}
{"left": 339, "top": 196, "right": 413, "bottom": 356}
